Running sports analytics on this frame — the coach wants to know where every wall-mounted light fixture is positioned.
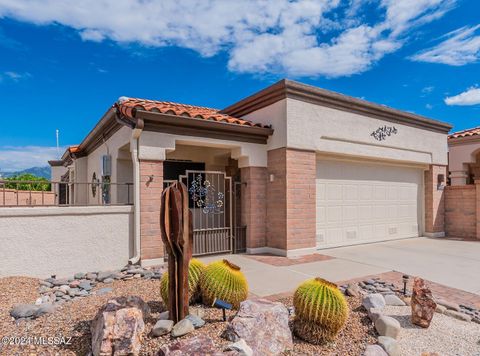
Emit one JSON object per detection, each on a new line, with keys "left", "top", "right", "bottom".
{"left": 437, "top": 174, "right": 445, "bottom": 190}
{"left": 269, "top": 174, "right": 275, "bottom": 182}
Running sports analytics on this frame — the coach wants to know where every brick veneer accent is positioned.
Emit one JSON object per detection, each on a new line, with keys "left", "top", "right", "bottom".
{"left": 424, "top": 165, "right": 446, "bottom": 235}
{"left": 240, "top": 167, "right": 268, "bottom": 249}
{"left": 445, "top": 185, "right": 476, "bottom": 238}
{"left": 139, "top": 160, "right": 164, "bottom": 260}
{"left": 267, "top": 148, "right": 316, "bottom": 251}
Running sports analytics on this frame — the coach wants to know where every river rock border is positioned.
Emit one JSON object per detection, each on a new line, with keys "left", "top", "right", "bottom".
{"left": 340, "top": 278, "right": 480, "bottom": 356}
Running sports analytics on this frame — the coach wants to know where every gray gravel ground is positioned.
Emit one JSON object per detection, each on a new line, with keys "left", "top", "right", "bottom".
{"left": 383, "top": 305, "right": 480, "bottom": 356}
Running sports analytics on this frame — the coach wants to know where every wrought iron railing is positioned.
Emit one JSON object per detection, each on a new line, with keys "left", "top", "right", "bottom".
{"left": 0, "top": 180, "right": 133, "bottom": 207}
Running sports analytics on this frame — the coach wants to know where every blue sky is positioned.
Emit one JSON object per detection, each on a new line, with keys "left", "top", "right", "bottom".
{"left": 0, "top": 0, "right": 479, "bottom": 171}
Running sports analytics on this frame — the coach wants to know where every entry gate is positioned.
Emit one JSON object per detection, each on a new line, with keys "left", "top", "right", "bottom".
{"left": 164, "top": 170, "right": 245, "bottom": 256}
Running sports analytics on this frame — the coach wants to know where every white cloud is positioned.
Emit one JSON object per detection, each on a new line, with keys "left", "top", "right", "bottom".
{"left": 411, "top": 25, "right": 480, "bottom": 65}
{"left": 426, "top": 103, "right": 433, "bottom": 109}
{"left": 0, "top": 0, "right": 456, "bottom": 77}
{"left": 1, "top": 71, "right": 31, "bottom": 82}
{"left": 445, "top": 87, "right": 480, "bottom": 106}
{"left": 0, "top": 146, "right": 63, "bottom": 172}
{"left": 422, "top": 86, "right": 435, "bottom": 94}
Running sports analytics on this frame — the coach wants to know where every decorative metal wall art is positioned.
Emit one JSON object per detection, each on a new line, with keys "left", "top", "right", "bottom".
{"left": 188, "top": 174, "right": 225, "bottom": 214}
{"left": 371, "top": 125, "right": 398, "bottom": 141}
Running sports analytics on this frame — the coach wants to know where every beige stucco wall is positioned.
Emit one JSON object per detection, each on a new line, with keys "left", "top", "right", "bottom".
{"left": 242, "top": 98, "right": 447, "bottom": 166}
{"left": 448, "top": 140, "right": 480, "bottom": 185}
{"left": 0, "top": 206, "right": 133, "bottom": 278}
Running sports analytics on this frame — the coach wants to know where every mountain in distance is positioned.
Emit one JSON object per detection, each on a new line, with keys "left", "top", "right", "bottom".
{"left": 0, "top": 166, "right": 51, "bottom": 180}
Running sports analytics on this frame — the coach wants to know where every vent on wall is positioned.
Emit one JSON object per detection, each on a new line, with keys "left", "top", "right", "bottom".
{"left": 389, "top": 227, "right": 397, "bottom": 235}
{"left": 346, "top": 230, "right": 356, "bottom": 240}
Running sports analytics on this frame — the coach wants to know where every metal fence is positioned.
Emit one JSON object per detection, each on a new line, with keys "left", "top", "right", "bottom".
{"left": 0, "top": 180, "right": 133, "bottom": 207}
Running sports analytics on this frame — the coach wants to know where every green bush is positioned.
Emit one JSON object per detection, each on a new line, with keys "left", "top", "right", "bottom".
{"left": 2, "top": 173, "right": 50, "bottom": 191}
{"left": 293, "top": 277, "right": 349, "bottom": 344}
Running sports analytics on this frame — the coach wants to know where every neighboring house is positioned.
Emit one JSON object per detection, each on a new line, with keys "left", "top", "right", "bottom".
{"left": 48, "top": 79, "right": 451, "bottom": 266}
{"left": 448, "top": 127, "right": 480, "bottom": 185}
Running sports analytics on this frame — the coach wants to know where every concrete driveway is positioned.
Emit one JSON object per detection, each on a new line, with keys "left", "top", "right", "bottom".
{"left": 199, "top": 237, "right": 480, "bottom": 297}
{"left": 322, "top": 237, "right": 480, "bottom": 295}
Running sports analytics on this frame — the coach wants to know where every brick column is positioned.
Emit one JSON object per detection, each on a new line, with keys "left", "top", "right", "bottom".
{"left": 267, "top": 148, "right": 316, "bottom": 254}
{"left": 139, "top": 160, "right": 164, "bottom": 261}
{"left": 424, "top": 164, "right": 446, "bottom": 237}
{"left": 240, "top": 167, "right": 267, "bottom": 250}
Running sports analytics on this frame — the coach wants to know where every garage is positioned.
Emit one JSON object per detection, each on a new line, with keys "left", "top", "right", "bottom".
{"left": 316, "top": 158, "right": 423, "bottom": 249}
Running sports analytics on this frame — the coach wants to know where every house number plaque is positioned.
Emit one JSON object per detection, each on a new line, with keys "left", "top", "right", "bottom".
{"left": 371, "top": 126, "right": 397, "bottom": 141}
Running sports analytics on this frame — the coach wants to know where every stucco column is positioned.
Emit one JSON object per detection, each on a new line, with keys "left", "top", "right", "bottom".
{"left": 266, "top": 148, "right": 316, "bottom": 256}
{"left": 241, "top": 167, "right": 268, "bottom": 251}
{"left": 450, "top": 170, "right": 468, "bottom": 186}
{"left": 424, "top": 164, "right": 446, "bottom": 237}
{"left": 139, "top": 160, "right": 164, "bottom": 262}
{"left": 475, "top": 180, "right": 480, "bottom": 240}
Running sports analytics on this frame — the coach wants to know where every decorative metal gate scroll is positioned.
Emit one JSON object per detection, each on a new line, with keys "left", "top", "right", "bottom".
{"left": 179, "top": 171, "right": 232, "bottom": 256}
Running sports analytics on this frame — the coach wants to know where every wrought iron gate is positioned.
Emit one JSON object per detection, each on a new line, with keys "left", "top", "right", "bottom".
{"left": 179, "top": 171, "right": 232, "bottom": 256}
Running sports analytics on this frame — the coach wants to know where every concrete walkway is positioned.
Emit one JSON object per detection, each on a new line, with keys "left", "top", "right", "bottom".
{"left": 198, "top": 237, "right": 480, "bottom": 297}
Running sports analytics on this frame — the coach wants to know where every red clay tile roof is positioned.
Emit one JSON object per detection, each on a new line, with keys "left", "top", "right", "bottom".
{"left": 449, "top": 126, "right": 480, "bottom": 139}
{"left": 115, "top": 97, "right": 269, "bottom": 128}
{"left": 68, "top": 145, "right": 80, "bottom": 153}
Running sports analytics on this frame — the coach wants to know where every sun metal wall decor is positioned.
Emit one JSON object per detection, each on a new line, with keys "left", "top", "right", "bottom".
{"left": 188, "top": 174, "right": 224, "bottom": 214}
{"left": 371, "top": 126, "right": 398, "bottom": 141}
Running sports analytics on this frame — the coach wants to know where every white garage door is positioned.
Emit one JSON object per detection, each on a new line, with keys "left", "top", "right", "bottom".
{"left": 316, "top": 159, "right": 422, "bottom": 249}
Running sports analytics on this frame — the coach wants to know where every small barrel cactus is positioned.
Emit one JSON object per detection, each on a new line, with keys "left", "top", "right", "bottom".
{"left": 160, "top": 258, "right": 206, "bottom": 305}
{"left": 200, "top": 259, "right": 248, "bottom": 309}
{"left": 293, "top": 277, "right": 349, "bottom": 344}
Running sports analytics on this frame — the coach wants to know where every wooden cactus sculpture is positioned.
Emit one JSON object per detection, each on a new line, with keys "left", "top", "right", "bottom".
{"left": 159, "top": 181, "right": 193, "bottom": 323}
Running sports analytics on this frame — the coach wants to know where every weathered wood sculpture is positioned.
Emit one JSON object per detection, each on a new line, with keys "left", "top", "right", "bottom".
{"left": 159, "top": 181, "right": 193, "bottom": 323}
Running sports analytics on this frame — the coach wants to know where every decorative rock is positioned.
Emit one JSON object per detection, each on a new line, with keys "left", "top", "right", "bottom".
{"left": 346, "top": 283, "right": 362, "bottom": 297}
{"left": 436, "top": 304, "right": 446, "bottom": 314}
{"left": 368, "top": 307, "right": 383, "bottom": 323}
{"left": 363, "top": 294, "right": 386, "bottom": 310}
{"left": 158, "top": 311, "right": 170, "bottom": 320}
{"left": 74, "top": 272, "right": 86, "bottom": 279}
{"left": 189, "top": 307, "right": 205, "bottom": 319}
{"left": 158, "top": 335, "right": 222, "bottom": 356}
{"left": 90, "top": 296, "right": 149, "bottom": 356}
{"left": 69, "top": 280, "right": 81, "bottom": 288}
{"left": 79, "top": 281, "right": 92, "bottom": 291}
{"left": 76, "top": 290, "right": 89, "bottom": 297}
{"left": 365, "top": 279, "right": 376, "bottom": 285}
{"left": 85, "top": 272, "right": 97, "bottom": 281}
{"left": 38, "top": 286, "right": 50, "bottom": 294}
{"left": 152, "top": 320, "right": 174, "bottom": 337}
{"left": 223, "top": 299, "right": 292, "bottom": 355}
{"left": 97, "top": 271, "right": 115, "bottom": 282}
{"left": 103, "top": 278, "right": 114, "bottom": 284}
{"left": 225, "top": 338, "right": 254, "bottom": 356}
{"left": 35, "top": 303, "right": 56, "bottom": 317}
{"left": 39, "top": 280, "right": 53, "bottom": 288}
{"left": 96, "top": 287, "right": 113, "bottom": 296}
{"left": 411, "top": 278, "right": 436, "bottom": 328}
{"left": 364, "top": 344, "right": 388, "bottom": 356}
{"left": 375, "top": 315, "right": 401, "bottom": 339}
{"left": 444, "top": 309, "right": 472, "bottom": 322}
{"left": 171, "top": 318, "right": 194, "bottom": 337}
{"left": 51, "top": 278, "right": 69, "bottom": 286}
{"left": 59, "top": 285, "right": 70, "bottom": 294}
{"left": 377, "top": 336, "right": 400, "bottom": 356}
{"left": 10, "top": 304, "right": 39, "bottom": 319}
{"left": 472, "top": 317, "right": 480, "bottom": 324}
{"left": 435, "top": 299, "right": 460, "bottom": 312}
{"left": 35, "top": 297, "right": 43, "bottom": 305}
{"left": 384, "top": 295, "right": 406, "bottom": 306}
{"left": 186, "top": 314, "right": 205, "bottom": 329}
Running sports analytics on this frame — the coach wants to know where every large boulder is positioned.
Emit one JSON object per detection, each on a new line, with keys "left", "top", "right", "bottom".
{"left": 375, "top": 315, "right": 401, "bottom": 339}
{"left": 362, "top": 294, "right": 386, "bottom": 310}
{"left": 158, "top": 335, "right": 223, "bottom": 356}
{"left": 90, "top": 296, "right": 150, "bottom": 356}
{"left": 411, "top": 277, "right": 436, "bottom": 328}
{"left": 363, "top": 344, "right": 388, "bottom": 356}
{"left": 223, "top": 299, "right": 292, "bottom": 355}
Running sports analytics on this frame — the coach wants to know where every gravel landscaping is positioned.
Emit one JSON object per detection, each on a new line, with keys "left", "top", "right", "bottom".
{"left": 382, "top": 305, "right": 480, "bottom": 356}
{"left": 0, "top": 275, "right": 376, "bottom": 355}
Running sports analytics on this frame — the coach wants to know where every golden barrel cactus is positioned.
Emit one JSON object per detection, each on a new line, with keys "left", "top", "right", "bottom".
{"left": 200, "top": 259, "right": 248, "bottom": 309}
{"left": 293, "top": 277, "right": 349, "bottom": 344}
{"left": 160, "top": 258, "right": 206, "bottom": 305}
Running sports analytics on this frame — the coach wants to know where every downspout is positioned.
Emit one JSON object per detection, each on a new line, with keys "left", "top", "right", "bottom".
{"left": 128, "top": 118, "right": 144, "bottom": 265}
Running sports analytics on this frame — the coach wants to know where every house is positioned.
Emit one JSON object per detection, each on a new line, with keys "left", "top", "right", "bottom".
{"left": 49, "top": 79, "right": 451, "bottom": 266}
{"left": 448, "top": 127, "right": 480, "bottom": 185}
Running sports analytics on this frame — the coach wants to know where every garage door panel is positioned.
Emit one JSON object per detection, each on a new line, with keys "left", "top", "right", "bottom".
{"left": 316, "top": 159, "right": 421, "bottom": 249}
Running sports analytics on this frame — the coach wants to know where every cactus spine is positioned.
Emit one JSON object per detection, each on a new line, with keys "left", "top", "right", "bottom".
{"left": 200, "top": 259, "right": 248, "bottom": 309}
{"left": 160, "top": 258, "right": 206, "bottom": 305}
{"left": 293, "top": 277, "right": 349, "bottom": 344}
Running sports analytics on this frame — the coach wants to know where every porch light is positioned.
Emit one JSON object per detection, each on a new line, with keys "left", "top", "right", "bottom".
{"left": 212, "top": 298, "right": 232, "bottom": 321}
{"left": 402, "top": 275, "right": 409, "bottom": 295}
